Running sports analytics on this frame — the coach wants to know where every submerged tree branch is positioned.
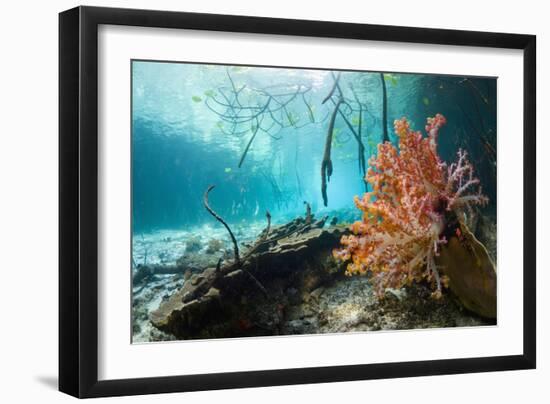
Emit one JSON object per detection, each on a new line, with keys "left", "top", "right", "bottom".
{"left": 380, "top": 73, "right": 389, "bottom": 143}
{"left": 349, "top": 84, "right": 367, "bottom": 183}
{"left": 322, "top": 72, "right": 341, "bottom": 104}
{"left": 238, "top": 118, "right": 261, "bottom": 168}
{"left": 261, "top": 210, "right": 272, "bottom": 242}
{"left": 333, "top": 101, "right": 366, "bottom": 175}
{"left": 321, "top": 98, "right": 343, "bottom": 206}
{"left": 203, "top": 185, "right": 241, "bottom": 266}
{"left": 203, "top": 71, "right": 322, "bottom": 167}
{"left": 303, "top": 201, "right": 312, "bottom": 224}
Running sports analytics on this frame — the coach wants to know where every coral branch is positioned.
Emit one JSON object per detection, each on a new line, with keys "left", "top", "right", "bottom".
{"left": 445, "top": 150, "right": 489, "bottom": 210}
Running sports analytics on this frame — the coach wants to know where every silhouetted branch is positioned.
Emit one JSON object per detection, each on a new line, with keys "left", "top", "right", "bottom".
{"left": 261, "top": 211, "right": 272, "bottom": 242}
{"left": 321, "top": 98, "right": 343, "bottom": 206}
{"left": 303, "top": 201, "right": 312, "bottom": 224}
{"left": 322, "top": 72, "right": 341, "bottom": 104}
{"left": 238, "top": 117, "right": 261, "bottom": 168}
{"left": 380, "top": 73, "right": 389, "bottom": 143}
{"left": 203, "top": 185, "right": 240, "bottom": 266}
{"left": 203, "top": 70, "right": 323, "bottom": 167}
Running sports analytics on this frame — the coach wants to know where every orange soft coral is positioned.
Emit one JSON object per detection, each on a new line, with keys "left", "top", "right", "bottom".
{"left": 333, "top": 114, "right": 488, "bottom": 298}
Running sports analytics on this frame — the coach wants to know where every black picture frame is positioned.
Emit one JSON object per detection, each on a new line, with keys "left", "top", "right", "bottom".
{"left": 59, "top": 5, "right": 536, "bottom": 398}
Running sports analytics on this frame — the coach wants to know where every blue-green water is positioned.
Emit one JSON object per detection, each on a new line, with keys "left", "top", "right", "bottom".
{"left": 131, "top": 61, "right": 496, "bottom": 235}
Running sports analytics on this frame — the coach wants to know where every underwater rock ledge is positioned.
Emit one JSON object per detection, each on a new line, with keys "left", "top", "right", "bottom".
{"left": 149, "top": 215, "right": 347, "bottom": 339}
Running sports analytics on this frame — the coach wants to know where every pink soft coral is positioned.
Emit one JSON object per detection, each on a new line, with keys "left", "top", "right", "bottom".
{"left": 333, "top": 114, "right": 488, "bottom": 298}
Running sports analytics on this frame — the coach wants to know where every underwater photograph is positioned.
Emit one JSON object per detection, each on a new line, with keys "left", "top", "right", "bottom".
{"left": 131, "top": 60, "right": 497, "bottom": 343}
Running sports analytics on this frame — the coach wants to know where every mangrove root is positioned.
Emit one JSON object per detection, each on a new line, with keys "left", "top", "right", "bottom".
{"left": 380, "top": 73, "right": 389, "bottom": 143}
{"left": 321, "top": 98, "right": 342, "bottom": 206}
{"left": 238, "top": 119, "right": 261, "bottom": 168}
{"left": 203, "top": 185, "right": 241, "bottom": 266}
{"left": 304, "top": 201, "right": 312, "bottom": 224}
{"left": 261, "top": 210, "right": 272, "bottom": 242}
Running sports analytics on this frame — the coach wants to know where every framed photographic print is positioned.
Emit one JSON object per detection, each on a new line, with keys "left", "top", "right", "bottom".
{"left": 59, "top": 6, "right": 536, "bottom": 398}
